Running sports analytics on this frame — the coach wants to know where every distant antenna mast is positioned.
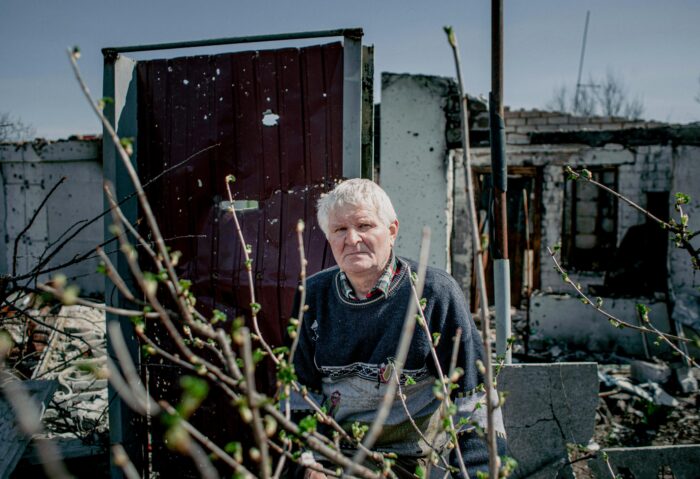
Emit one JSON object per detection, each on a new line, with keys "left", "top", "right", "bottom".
{"left": 573, "top": 10, "right": 591, "bottom": 112}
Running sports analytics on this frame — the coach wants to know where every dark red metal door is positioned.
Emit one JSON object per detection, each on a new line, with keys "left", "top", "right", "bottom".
{"left": 135, "top": 42, "right": 345, "bottom": 476}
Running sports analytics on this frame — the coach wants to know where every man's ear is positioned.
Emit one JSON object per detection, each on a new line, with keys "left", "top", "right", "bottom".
{"left": 389, "top": 219, "right": 399, "bottom": 244}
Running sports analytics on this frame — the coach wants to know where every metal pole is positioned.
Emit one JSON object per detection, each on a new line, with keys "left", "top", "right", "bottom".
{"left": 573, "top": 11, "right": 591, "bottom": 113}
{"left": 491, "top": 0, "right": 511, "bottom": 363}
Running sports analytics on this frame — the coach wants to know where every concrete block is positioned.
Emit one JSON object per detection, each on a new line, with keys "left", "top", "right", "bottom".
{"left": 599, "top": 123, "right": 623, "bottom": 131}
{"left": 499, "top": 363, "right": 598, "bottom": 479}
{"left": 588, "top": 445, "right": 700, "bottom": 479}
{"left": 515, "top": 125, "right": 537, "bottom": 134}
{"left": 526, "top": 117, "right": 549, "bottom": 126}
{"left": 506, "top": 118, "right": 526, "bottom": 126}
{"left": 529, "top": 293, "right": 672, "bottom": 357}
{"left": 575, "top": 216, "right": 596, "bottom": 234}
{"left": 574, "top": 234, "right": 597, "bottom": 249}
{"left": 547, "top": 116, "right": 569, "bottom": 125}
{"left": 630, "top": 360, "right": 671, "bottom": 384}
{"left": 537, "top": 125, "right": 567, "bottom": 132}
{"left": 674, "top": 367, "right": 698, "bottom": 394}
{"left": 507, "top": 133, "right": 530, "bottom": 145}
{"left": 580, "top": 147, "right": 634, "bottom": 165}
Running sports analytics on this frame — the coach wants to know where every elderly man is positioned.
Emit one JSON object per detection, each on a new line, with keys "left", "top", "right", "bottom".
{"left": 291, "top": 179, "right": 506, "bottom": 478}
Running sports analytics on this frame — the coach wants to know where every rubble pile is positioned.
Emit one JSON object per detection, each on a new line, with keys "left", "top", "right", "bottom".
{"left": 595, "top": 362, "right": 699, "bottom": 449}
{"left": 0, "top": 294, "right": 108, "bottom": 440}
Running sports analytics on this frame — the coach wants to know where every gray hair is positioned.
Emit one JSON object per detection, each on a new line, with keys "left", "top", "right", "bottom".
{"left": 317, "top": 179, "right": 397, "bottom": 236}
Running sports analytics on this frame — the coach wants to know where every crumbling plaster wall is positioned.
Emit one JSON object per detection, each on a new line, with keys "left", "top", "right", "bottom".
{"left": 380, "top": 73, "right": 454, "bottom": 271}
{"left": 0, "top": 140, "right": 104, "bottom": 296}
{"left": 669, "top": 145, "right": 700, "bottom": 297}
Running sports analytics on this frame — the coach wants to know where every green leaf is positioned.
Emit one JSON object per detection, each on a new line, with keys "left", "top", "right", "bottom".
{"left": 414, "top": 465, "right": 425, "bottom": 479}
{"left": 276, "top": 362, "right": 297, "bottom": 384}
{"left": 96, "top": 262, "right": 107, "bottom": 275}
{"left": 224, "top": 441, "right": 243, "bottom": 463}
{"left": 298, "top": 415, "right": 317, "bottom": 434}
{"left": 351, "top": 421, "right": 369, "bottom": 441}
{"left": 211, "top": 309, "right": 226, "bottom": 324}
{"left": 252, "top": 348, "right": 267, "bottom": 364}
{"left": 675, "top": 192, "right": 691, "bottom": 205}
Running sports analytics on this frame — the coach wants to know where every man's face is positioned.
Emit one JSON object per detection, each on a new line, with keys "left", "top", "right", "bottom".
{"left": 327, "top": 203, "right": 398, "bottom": 278}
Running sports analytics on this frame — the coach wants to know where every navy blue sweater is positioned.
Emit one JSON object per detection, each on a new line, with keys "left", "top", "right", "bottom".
{"left": 290, "top": 257, "right": 506, "bottom": 477}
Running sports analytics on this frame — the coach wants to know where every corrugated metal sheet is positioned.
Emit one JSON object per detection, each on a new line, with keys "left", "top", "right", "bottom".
{"left": 135, "top": 42, "right": 344, "bottom": 476}
{"left": 137, "top": 42, "right": 342, "bottom": 337}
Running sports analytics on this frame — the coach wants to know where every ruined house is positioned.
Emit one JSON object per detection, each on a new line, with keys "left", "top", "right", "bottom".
{"left": 380, "top": 72, "right": 700, "bottom": 359}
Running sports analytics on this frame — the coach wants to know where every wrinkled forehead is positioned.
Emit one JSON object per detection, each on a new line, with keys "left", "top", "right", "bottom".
{"left": 328, "top": 202, "right": 380, "bottom": 224}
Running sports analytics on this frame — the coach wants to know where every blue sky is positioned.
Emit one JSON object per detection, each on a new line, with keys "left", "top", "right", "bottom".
{"left": 1, "top": 0, "right": 699, "bottom": 140}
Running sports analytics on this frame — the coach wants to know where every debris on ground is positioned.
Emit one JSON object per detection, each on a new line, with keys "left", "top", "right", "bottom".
{"left": 0, "top": 293, "right": 108, "bottom": 460}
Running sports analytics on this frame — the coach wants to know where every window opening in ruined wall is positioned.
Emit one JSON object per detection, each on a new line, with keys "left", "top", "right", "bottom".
{"left": 562, "top": 167, "right": 618, "bottom": 272}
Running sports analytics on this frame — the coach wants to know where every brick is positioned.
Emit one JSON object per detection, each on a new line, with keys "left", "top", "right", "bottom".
{"left": 575, "top": 234, "right": 597, "bottom": 249}
{"left": 546, "top": 116, "right": 570, "bottom": 125}
{"left": 599, "top": 123, "right": 624, "bottom": 130}
{"left": 506, "top": 117, "right": 526, "bottom": 126}
{"left": 567, "top": 116, "right": 590, "bottom": 124}
{"left": 531, "top": 124, "right": 562, "bottom": 132}
{"left": 515, "top": 125, "right": 536, "bottom": 134}
{"left": 576, "top": 216, "right": 596, "bottom": 234}
{"left": 507, "top": 133, "right": 530, "bottom": 145}
{"left": 526, "top": 117, "right": 549, "bottom": 125}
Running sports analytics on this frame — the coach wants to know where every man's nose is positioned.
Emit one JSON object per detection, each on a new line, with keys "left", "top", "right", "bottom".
{"left": 345, "top": 228, "right": 361, "bottom": 245}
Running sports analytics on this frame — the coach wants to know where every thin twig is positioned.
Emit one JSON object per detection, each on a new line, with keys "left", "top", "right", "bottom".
{"left": 288, "top": 220, "right": 308, "bottom": 364}
{"left": 36, "top": 284, "right": 160, "bottom": 318}
{"left": 348, "top": 227, "right": 431, "bottom": 476}
{"left": 411, "top": 280, "right": 469, "bottom": 479}
{"left": 393, "top": 369, "right": 453, "bottom": 473}
{"left": 445, "top": 25, "right": 497, "bottom": 478}
{"left": 96, "top": 246, "right": 137, "bottom": 303}
{"left": 160, "top": 400, "right": 256, "bottom": 478}
{"left": 565, "top": 166, "right": 699, "bottom": 266}
{"left": 12, "top": 141, "right": 218, "bottom": 283}
{"left": 546, "top": 246, "right": 696, "bottom": 368}
{"left": 112, "top": 444, "right": 142, "bottom": 479}
{"left": 224, "top": 177, "right": 277, "bottom": 362}
{"left": 241, "top": 327, "right": 271, "bottom": 479}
